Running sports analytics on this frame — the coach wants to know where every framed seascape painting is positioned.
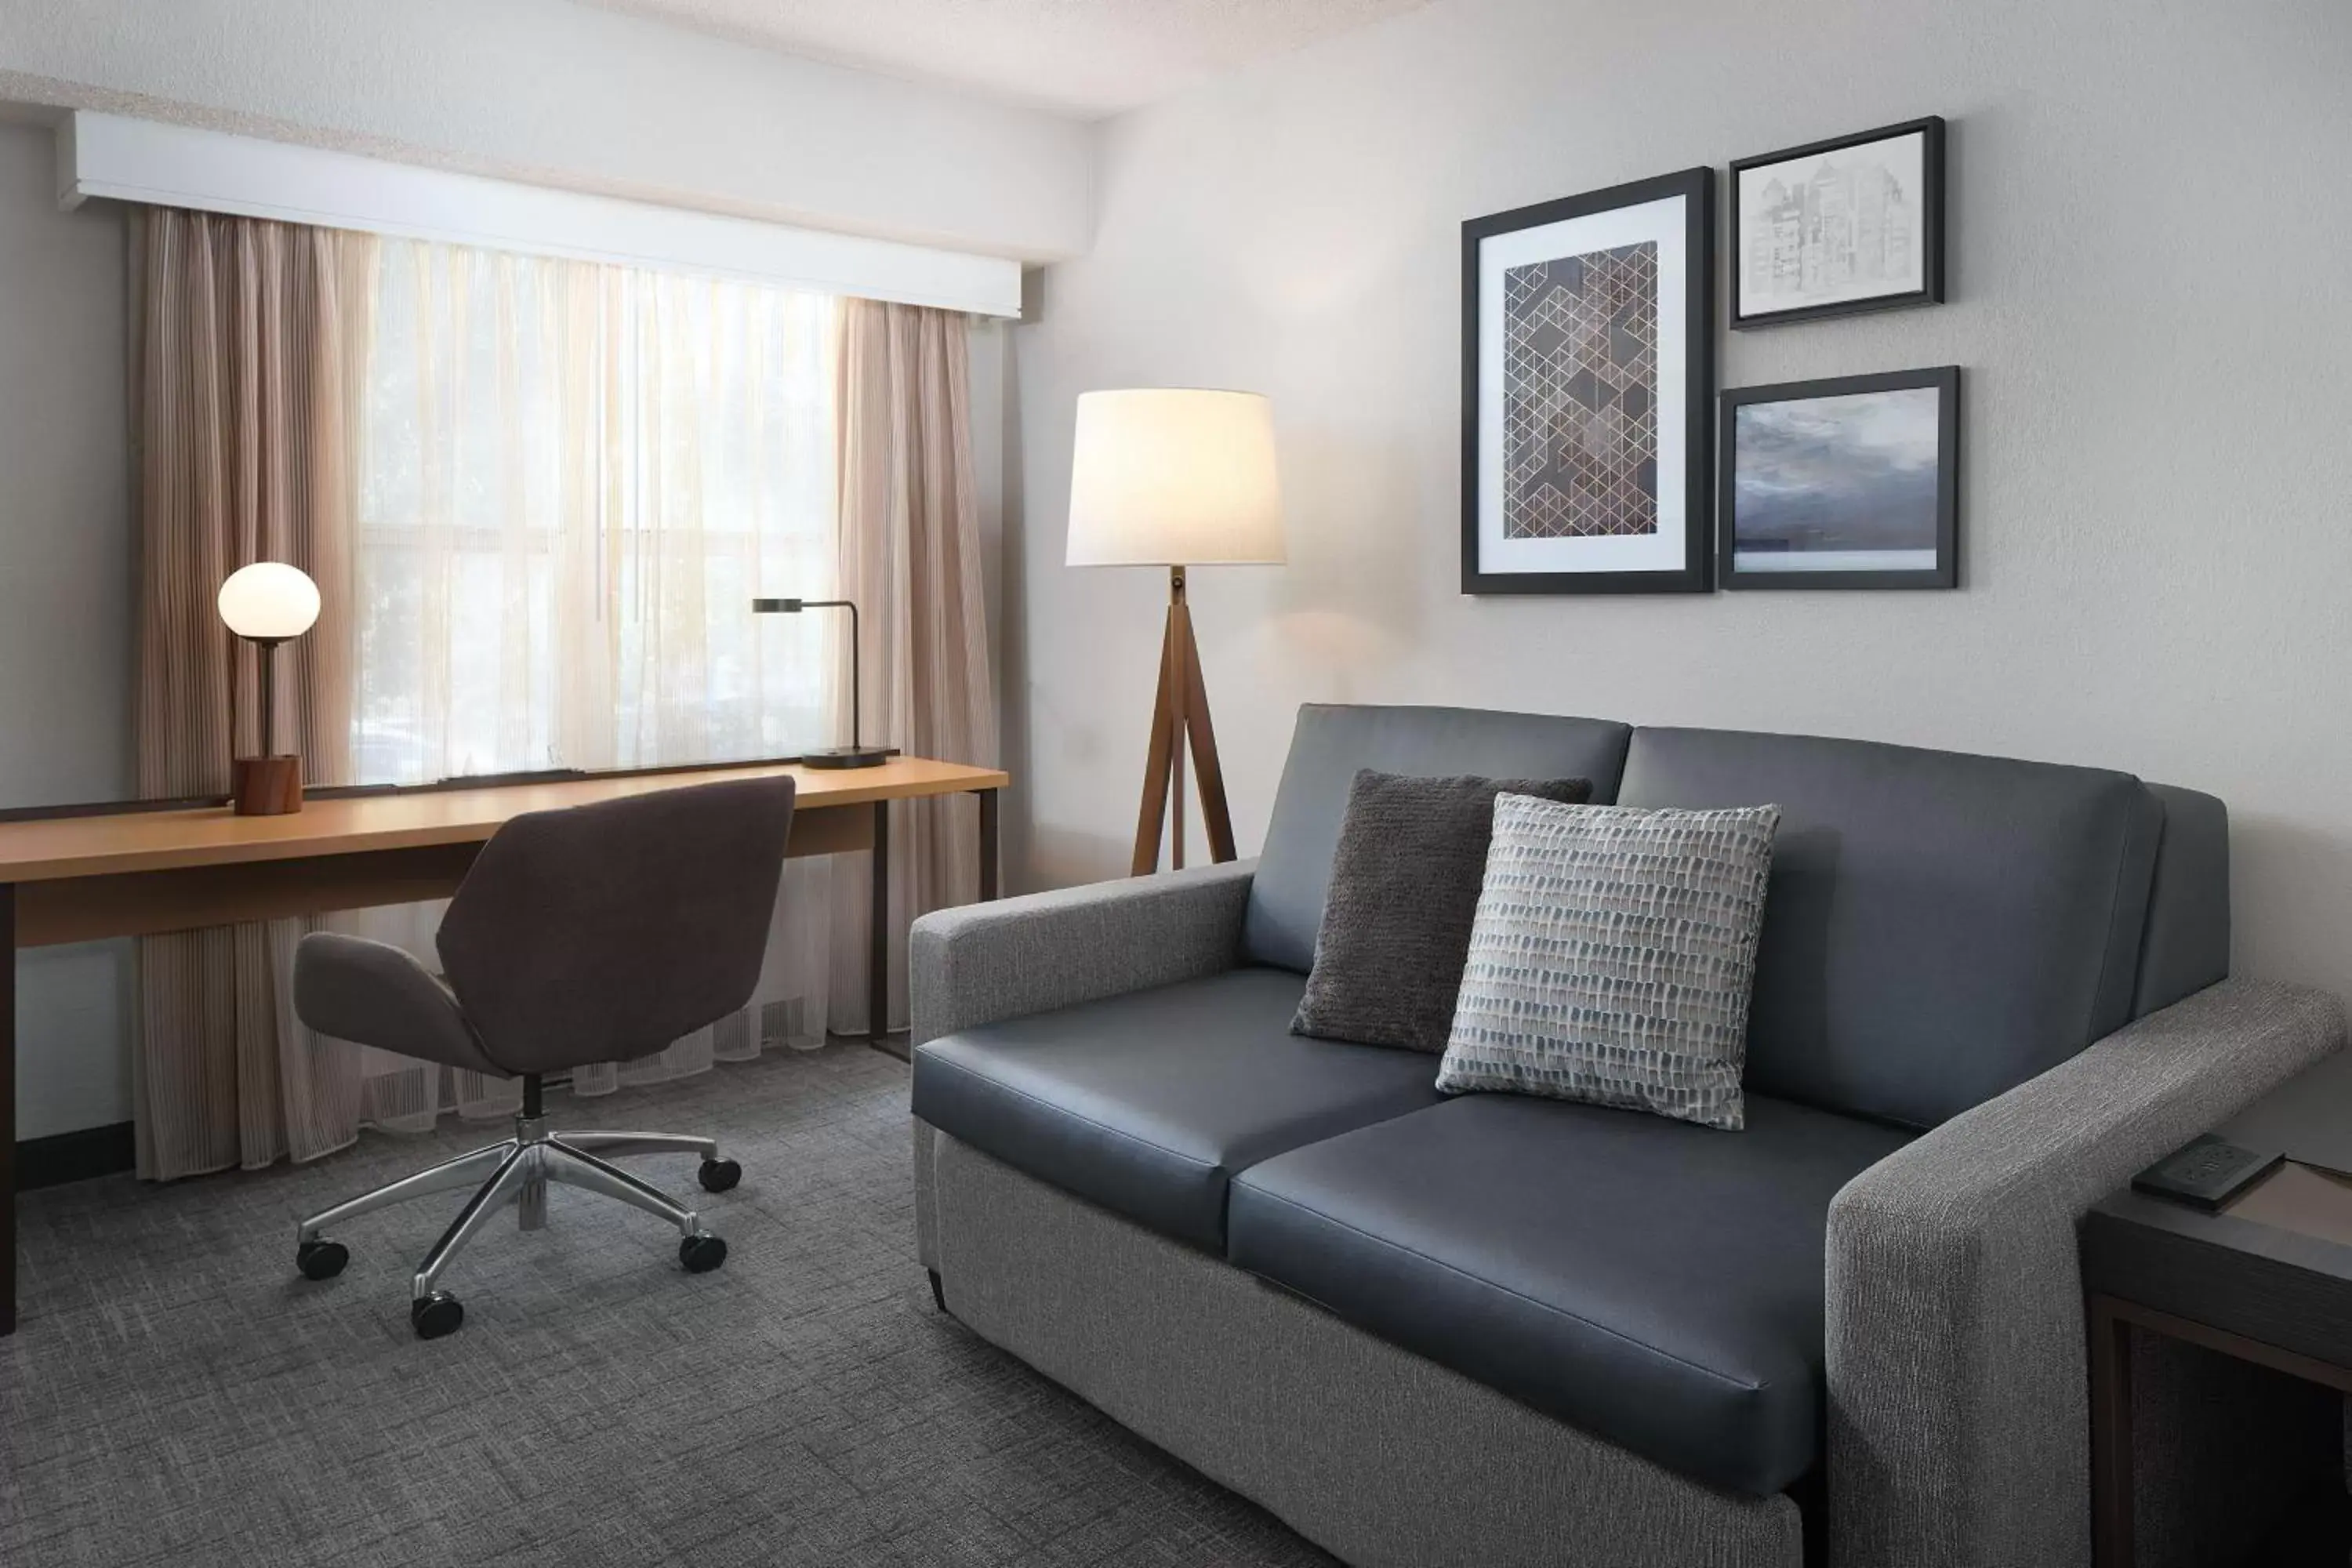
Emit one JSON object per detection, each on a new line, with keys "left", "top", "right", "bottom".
{"left": 1730, "top": 117, "right": 1944, "bottom": 328}
{"left": 1718, "top": 366, "right": 1959, "bottom": 590}
{"left": 1461, "top": 166, "right": 1714, "bottom": 594}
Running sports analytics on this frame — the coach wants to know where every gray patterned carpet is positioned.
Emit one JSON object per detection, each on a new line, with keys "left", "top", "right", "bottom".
{"left": 2, "top": 1042, "right": 1334, "bottom": 1567}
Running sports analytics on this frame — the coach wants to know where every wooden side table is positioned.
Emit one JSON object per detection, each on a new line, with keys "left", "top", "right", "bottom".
{"left": 2082, "top": 1051, "right": 2352, "bottom": 1567}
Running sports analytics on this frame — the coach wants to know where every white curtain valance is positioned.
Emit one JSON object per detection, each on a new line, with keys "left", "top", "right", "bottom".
{"left": 60, "top": 111, "right": 1022, "bottom": 318}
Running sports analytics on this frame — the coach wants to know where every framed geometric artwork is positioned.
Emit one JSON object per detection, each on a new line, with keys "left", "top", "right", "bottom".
{"left": 1730, "top": 117, "right": 1945, "bottom": 329}
{"left": 1461, "top": 166, "right": 1715, "bottom": 594}
{"left": 1717, "top": 366, "right": 1959, "bottom": 590}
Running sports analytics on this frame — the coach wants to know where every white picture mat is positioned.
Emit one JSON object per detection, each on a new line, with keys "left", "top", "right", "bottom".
{"left": 1734, "top": 549, "right": 1939, "bottom": 572}
{"left": 1477, "top": 194, "right": 1688, "bottom": 575}
{"left": 1737, "top": 130, "right": 1927, "bottom": 316}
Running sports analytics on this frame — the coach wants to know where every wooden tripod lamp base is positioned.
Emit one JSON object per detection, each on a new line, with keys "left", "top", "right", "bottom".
{"left": 1132, "top": 567, "right": 1238, "bottom": 875}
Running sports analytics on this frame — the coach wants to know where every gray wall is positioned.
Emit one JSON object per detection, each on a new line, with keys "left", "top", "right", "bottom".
{"left": 0, "top": 119, "right": 136, "bottom": 1138}
{"left": 0, "top": 0, "right": 1091, "bottom": 258}
{"left": 1006, "top": 0, "right": 2352, "bottom": 998}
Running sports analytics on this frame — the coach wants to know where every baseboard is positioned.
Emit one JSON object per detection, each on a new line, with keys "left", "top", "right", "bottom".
{"left": 17, "top": 1121, "right": 136, "bottom": 1189}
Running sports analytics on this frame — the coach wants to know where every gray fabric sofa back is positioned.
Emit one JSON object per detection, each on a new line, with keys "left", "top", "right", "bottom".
{"left": 1240, "top": 704, "right": 1632, "bottom": 972}
{"left": 1242, "top": 704, "right": 2231, "bottom": 1131}
{"left": 1617, "top": 726, "right": 2177, "bottom": 1129}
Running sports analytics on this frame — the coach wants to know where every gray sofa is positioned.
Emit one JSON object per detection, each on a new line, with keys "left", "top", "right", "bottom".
{"left": 907, "top": 704, "right": 2346, "bottom": 1568}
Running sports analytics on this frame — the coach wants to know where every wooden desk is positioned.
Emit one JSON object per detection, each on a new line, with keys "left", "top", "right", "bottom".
{"left": 0, "top": 756, "right": 1007, "bottom": 1336}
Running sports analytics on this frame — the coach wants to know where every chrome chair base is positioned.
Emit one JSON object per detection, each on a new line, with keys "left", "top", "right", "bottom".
{"left": 293, "top": 1109, "right": 739, "bottom": 1339}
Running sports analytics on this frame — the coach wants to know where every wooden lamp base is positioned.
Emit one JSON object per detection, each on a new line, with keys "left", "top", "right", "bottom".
{"left": 1131, "top": 565, "right": 1238, "bottom": 875}
{"left": 232, "top": 756, "right": 303, "bottom": 816}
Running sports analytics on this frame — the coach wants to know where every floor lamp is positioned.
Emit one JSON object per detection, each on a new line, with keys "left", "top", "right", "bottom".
{"left": 1065, "top": 389, "right": 1284, "bottom": 875}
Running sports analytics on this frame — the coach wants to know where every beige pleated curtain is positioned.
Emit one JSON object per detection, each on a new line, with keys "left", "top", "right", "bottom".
{"left": 829, "top": 299, "right": 1000, "bottom": 1035}
{"left": 130, "top": 208, "right": 374, "bottom": 1179}
{"left": 129, "top": 211, "right": 996, "bottom": 1177}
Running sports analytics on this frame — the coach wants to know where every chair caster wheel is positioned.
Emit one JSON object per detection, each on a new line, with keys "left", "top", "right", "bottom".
{"left": 411, "top": 1291, "right": 464, "bottom": 1339}
{"left": 679, "top": 1232, "right": 728, "bottom": 1273}
{"left": 296, "top": 1239, "right": 349, "bottom": 1281}
{"left": 697, "top": 1157, "right": 742, "bottom": 1193}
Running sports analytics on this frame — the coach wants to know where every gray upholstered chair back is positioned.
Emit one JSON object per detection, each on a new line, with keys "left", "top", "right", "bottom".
{"left": 435, "top": 777, "right": 797, "bottom": 1076}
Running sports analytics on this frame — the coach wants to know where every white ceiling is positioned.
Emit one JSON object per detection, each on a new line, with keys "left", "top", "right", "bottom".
{"left": 583, "top": 0, "right": 1430, "bottom": 118}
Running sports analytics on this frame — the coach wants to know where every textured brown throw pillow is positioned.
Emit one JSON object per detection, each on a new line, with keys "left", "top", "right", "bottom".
{"left": 1290, "top": 769, "right": 1594, "bottom": 1051}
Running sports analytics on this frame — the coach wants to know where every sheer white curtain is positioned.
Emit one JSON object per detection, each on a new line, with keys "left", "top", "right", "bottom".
{"left": 315, "top": 238, "right": 848, "bottom": 1130}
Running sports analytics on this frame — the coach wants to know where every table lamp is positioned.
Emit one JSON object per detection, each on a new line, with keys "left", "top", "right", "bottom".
{"left": 217, "top": 561, "right": 321, "bottom": 815}
{"left": 1066, "top": 388, "right": 1284, "bottom": 875}
{"left": 750, "top": 597, "right": 891, "bottom": 768}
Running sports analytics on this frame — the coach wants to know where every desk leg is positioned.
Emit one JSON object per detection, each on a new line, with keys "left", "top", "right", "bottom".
{"left": 978, "top": 788, "right": 1000, "bottom": 902}
{"left": 3, "top": 881, "right": 16, "bottom": 1336}
{"left": 869, "top": 800, "right": 891, "bottom": 1042}
{"left": 2089, "top": 1293, "right": 2135, "bottom": 1568}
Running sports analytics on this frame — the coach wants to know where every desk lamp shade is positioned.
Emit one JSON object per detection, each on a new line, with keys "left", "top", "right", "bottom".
{"left": 1064, "top": 388, "right": 1284, "bottom": 876}
{"left": 1065, "top": 390, "right": 1284, "bottom": 568}
{"left": 218, "top": 561, "right": 320, "bottom": 815}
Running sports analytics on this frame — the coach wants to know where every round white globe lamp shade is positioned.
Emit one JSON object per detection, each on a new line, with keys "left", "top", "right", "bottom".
{"left": 217, "top": 563, "right": 321, "bottom": 643}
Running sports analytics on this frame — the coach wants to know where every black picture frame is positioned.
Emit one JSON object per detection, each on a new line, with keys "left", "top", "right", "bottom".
{"left": 1729, "top": 117, "right": 1945, "bottom": 330}
{"left": 1461, "top": 166, "right": 1715, "bottom": 595}
{"left": 1718, "top": 365, "right": 1960, "bottom": 590}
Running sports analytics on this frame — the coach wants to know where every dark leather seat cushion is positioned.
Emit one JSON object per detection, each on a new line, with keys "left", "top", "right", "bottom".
{"left": 1227, "top": 1093, "right": 1913, "bottom": 1496}
{"left": 911, "top": 968, "right": 1447, "bottom": 1251}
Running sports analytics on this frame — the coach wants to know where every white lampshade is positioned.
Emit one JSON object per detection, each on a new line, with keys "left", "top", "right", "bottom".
{"left": 1066, "top": 389, "right": 1285, "bottom": 567}
{"left": 216, "top": 562, "right": 321, "bottom": 642}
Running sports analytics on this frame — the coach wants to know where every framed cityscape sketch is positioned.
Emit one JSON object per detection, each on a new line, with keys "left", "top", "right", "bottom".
{"left": 1719, "top": 366, "right": 1959, "bottom": 590}
{"left": 1461, "top": 167, "right": 1714, "bottom": 594}
{"left": 1730, "top": 118, "right": 1944, "bottom": 328}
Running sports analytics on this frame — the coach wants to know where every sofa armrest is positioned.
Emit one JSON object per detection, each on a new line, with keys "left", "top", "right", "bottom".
{"left": 1824, "top": 978, "right": 2345, "bottom": 1568}
{"left": 909, "top": 858, "right": 1256, "bottom": 1049}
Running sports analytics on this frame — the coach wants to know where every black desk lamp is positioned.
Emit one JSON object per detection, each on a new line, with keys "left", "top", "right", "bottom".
{"left": 751, "top": 597, "right": 891, "bottom": 768}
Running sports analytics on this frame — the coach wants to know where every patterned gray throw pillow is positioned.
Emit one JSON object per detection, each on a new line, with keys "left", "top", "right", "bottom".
{"left": 1291, "top": 770, "right": 1593, "bottom": 1052}
{"left": 1437, "top": 794, "right": 1781, "bottom": 1131}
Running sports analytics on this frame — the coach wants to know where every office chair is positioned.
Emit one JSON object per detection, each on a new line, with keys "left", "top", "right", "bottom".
{"left": 289, "top": 775, "right": 797, "bottom": 1339}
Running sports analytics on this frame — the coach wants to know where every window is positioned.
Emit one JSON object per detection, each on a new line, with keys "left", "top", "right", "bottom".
{"left": 351, "top": 239, "right": 843, "bottom": 786}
